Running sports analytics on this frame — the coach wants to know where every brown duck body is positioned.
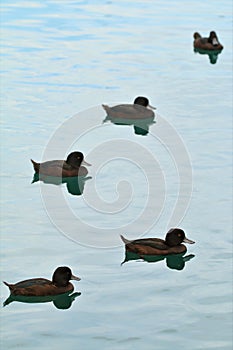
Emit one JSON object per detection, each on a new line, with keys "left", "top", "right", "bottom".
{"left": 31, "top": 159, "right": 88, "bottom": 177}
{"left": 102, "top": 104, "right": 154, "bottom": 119}
{"left": 121, "top": 228, "right": 195, "bottom": 256}
{"left": 193, "top": 31, "right": 223, "bottom": 51}
{"left": 3, "top": 266, "right": 81, "bottom": 297}
{"left": 122, "top": 238, "right": 187, "bottom": 255}
{"left": 31, "top": 151, "right": 90, "bottom": 177}
{"left": 102, "top": 96, "right": 156, "bottom": 120}
{"left": 3, "top": 279, "right": 74, "bottom": 296}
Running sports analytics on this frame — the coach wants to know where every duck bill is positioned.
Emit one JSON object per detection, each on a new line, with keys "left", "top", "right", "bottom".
{"left": 71, "top": 274, "right": 81, "bottom": 281}
{"left": 148, "top": 104, "right": 156, "bottom": 110}
{"left": 212, "top": 38, "right": 219, "bottom": 46}
{"left": 82, "top": 160, "right": 92, "bottom": 166}
{"left": 183, "top": 237, "right": 195, "bottom": 244}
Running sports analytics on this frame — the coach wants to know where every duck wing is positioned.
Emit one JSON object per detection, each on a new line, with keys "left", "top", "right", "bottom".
{"left": 121, "top": 236, "right": 168, "bottom": 250}
{"left": 40, "top": 160, "right": 64, "bottom": 169}
{"left": 3, "top": 278, "right": 51, "bottom": 294}
{"left": 31, "top": 159, "right": 65, "bottom": 173}
{"left": 103, "top": 104, "right": 136, "bottom": 115}
{"left": 5, "top": 278, "right": 50, "bottom": 289}
{"left": 131, "top": 238, "right": 168, "bottom": 250}
{"left": 3, "top": 278, "right": 61, "bottom": 296}
{"left": 199, "top": 37, "right": 208, "bottom": 44}
{"left": 38, "top": 160, "right": 76, "bottom": 176}
{"left": 17, "top": 278, "right": 51, "bottom": 287}
{"left": 103, "top": 104, "right": 153, "bottom": 119}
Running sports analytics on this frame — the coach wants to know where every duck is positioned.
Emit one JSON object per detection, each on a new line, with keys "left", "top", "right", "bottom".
{"left": 193, "top": 31, "right": 223, "bottom": 51}
{"left": 31, "top": 151, "right": 91, "bottom": 177}
{"left": 120, "top": 228, "right": 195, "bottom": 255}
{"left": 3, "top": 266, "right": 81, "bottom": 296}
{"left": 102, "top": 96, "right": 156, "bottom": 119}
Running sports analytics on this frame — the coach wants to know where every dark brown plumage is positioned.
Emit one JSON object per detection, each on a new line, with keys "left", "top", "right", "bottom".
{"left": 102, "top": 96, "right": 156, "bottom": 119}
{"left": 193, "top": 31, "right": 223, "bottom": 51}
{"left": 31, "top": 151, "right": 91, "bottom": 177}
{"left": 3, "top": 266, "right": 81, "bottom": 296}
{"left": 121, "top": 228, "right": 195, "bottom": 255}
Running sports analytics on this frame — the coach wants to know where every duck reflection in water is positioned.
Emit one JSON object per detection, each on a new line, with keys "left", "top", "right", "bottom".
{"left": 103, "top": 115, "right": 155, "bottom": 136}
{"left": 3, "top": 291, "right": 81, "bottom": 310}
{"left": 102, "top": 96, "right": 156, "bottom": 136}
{"left": 32, "top": 173, "right": 92, "bottom": 196}
{"left": 121, "top": 250, "right": 195, "bottom": 271}
{"left": 193, "top": 48, "right": 223, "bottom": 64}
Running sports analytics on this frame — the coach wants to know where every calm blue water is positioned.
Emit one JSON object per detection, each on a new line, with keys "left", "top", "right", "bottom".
{"left": 1, "top": 1, "right": 232, "bottom": 349}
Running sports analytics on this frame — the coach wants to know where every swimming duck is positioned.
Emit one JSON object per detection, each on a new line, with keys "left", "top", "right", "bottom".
{"left": 3, "top": 266, "right": 81, "bottom": 296}
{"left": 31, "top": 151, "right": 91, "bottom": 177}
{"left": 120, "top": 228, "right": 195, "bottom": 255}
{"left": 102, "top": 96, "right": 156, "bottom": 119}
{"left": 193, "top": 31, "right": 223, "bottom": 51}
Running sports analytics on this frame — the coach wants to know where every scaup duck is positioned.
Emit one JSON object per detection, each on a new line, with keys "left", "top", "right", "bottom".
{"left": 193, "top": 31, "right": 223, "bottom": 51}
{"left": 31, "top": 151, "right": 91, "bottom": 177}
{"left": 120, "top": 228, "right": 195, "bottom": 255}
{"left": 102, "top": 96, "right": 156, "bottom": 119}
{"left": 3, "top": 266, "right": 81, "bottom": 296}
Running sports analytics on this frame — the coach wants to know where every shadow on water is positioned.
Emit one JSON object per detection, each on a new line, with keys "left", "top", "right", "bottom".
{"left": 32, "top": 173, "right": 92, "bottom": 196}
{"left": 3, "top": 291, "right": 81, "bottom": 310}
{"left": 121, "top": 250, "right": 195, "bottom": 271}
{"left": 194, "top": 48, "right": 223, "bottom": 64}
{"left": 103, "top": 115, "right": 156, "bottom": 136}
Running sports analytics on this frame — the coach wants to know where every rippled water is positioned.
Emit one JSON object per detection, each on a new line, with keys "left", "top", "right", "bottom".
{"left": 1, "top": 1, "right": 232, "bottom": 349}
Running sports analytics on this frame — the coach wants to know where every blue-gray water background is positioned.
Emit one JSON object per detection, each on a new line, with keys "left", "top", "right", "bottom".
{"left": 1, "top": 1, "right": 232, "bottom": 349}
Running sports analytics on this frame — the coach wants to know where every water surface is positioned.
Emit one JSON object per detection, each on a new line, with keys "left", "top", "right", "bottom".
{"left": 1, "top": 1, "right": 232, "bottom": 349}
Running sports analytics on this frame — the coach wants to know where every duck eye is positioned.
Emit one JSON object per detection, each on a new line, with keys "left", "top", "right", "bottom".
{"left": 178, "top": 233, "right": 181, "bottom": 237}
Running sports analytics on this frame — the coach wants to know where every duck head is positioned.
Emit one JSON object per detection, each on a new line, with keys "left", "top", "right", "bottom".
{"left": 66, "top": 152, "right": 91, "bottom": 168}
{"left": 165, "top": 228, "right": 195, "bottom": 247}
{"left": 52, "top": 267, "right": 81, "bottom": 287}
{"left": 208, "top": 31, "right": 219, "bottom": 46}
{"left": 134, "top": 96, "right": 156, "bottom": 110}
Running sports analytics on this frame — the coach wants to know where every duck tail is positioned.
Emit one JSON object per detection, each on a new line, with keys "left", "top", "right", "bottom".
{"left": 120, "top": 258, "right": 127, "bottom": 266}
{"left": 102, "top": 104, "right": 110, "bottom": 113}
{"left": 120, "top": 235, "right": 132, "bottom": 245}
{"left": 193, "top": 32, "right": 201, "bottom": 39}
{"left": 31, "top": 159, "right": 40, "bottom": 173}
{"left": 3, "top": 281, "right": 13, "bottom": 291}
